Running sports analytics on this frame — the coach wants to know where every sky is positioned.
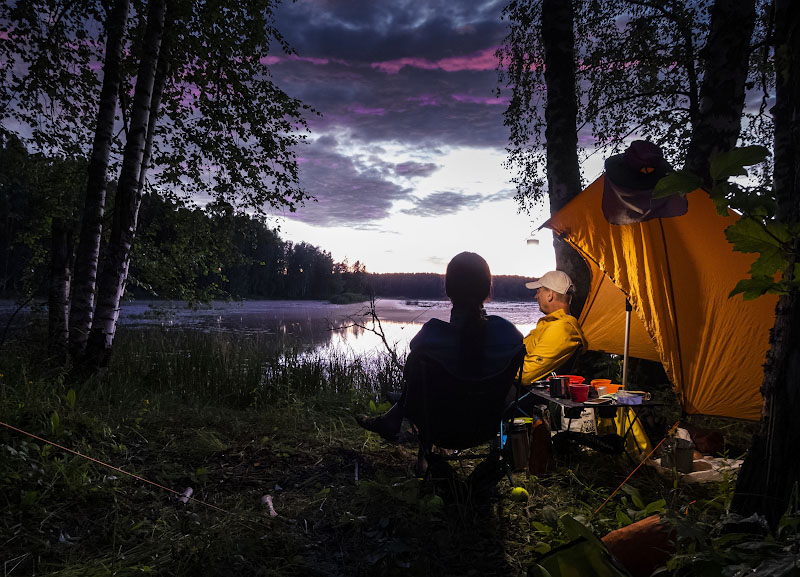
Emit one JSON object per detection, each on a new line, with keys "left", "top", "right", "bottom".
{"left": 262, "top": 0, "right": 592, "bottom": 276}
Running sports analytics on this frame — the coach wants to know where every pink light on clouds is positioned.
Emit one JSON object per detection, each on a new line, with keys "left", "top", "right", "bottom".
{"left": 451, "top": 93, "right": 508, "bottom": 106}
{"left": 372, "top": 46, "right": 499, "bottom": 75}
{"left": 407, "top": 94, "right": 439, "bottom": 106}
{"left": 350, "top": 105, "right": 385, "bottom": 116}
{"left": 260, "top": 54, "right": 339, "bottom": 67}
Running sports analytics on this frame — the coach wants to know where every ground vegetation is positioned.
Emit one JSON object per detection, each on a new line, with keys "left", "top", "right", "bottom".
{"left": 3, "top": 324, "right": 793, "bottom": 576}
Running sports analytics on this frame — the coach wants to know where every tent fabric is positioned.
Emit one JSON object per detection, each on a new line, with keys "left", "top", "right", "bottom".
{"left": 545, "top": 176, "right": 777, "bottom": 420}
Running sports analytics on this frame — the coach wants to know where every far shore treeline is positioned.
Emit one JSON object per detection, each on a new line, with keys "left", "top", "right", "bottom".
{"left": 1, "top": 141, "right": 531, "bottom": 304}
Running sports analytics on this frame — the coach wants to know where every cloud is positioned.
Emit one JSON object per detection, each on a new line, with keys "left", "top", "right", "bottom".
{"left": 371, "top": 47, "right": 500, "bottom": 74}
{"left": 401, "top": 190, "right": 486, "bottom": 217}
{"left": 283, "top": 140, "right": 413, "bottom": 226}
{"left": 394, "top": 161, "right": 439, "bottom": 178}
{"left": 263, "top": 0, "right": 516, "bottom": 229}
{"left": 264, "top": 0, "right": 511, "bottom": 149}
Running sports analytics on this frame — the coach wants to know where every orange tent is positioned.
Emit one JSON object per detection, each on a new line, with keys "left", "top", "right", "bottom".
{"left": 544, "top": 176, "right": 777, "bottom": 420}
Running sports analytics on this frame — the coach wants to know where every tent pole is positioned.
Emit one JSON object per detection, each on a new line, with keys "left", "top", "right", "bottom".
{"left": 622, "top": 300, "right": 632, "bottom": 389}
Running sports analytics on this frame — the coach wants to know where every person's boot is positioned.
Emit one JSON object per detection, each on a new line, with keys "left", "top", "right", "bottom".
{"left": 355, "top": 414, "right": 399, "bottom": 442}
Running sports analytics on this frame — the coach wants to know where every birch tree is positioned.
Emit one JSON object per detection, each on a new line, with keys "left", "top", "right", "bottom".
{"left": 3, "top": 0, "right": 312, "bottom": 366}
{"left": 0, "top": 0, "right": 105, "bottom": 358}
{"left": 68, "top": 0, "right": 130, "bottom": 356}
{"left": 83, "top": 0, "right": 167, "bottom": 366}
{"left": 81, "top": 0, "right": 312, "bottom": 366}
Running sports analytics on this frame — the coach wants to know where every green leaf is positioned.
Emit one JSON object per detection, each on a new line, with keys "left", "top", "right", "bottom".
{"left": 619, "top": 484, "right": 645, "bottom": 509}
{"left": 653, "top": 171, "right": 704, "bottom": 198}
{"left": 709, "top": 146, "right": 769, "bottom": 182}
{"left": 748, "top": 248, "right": 788, "bottom": 279}
{"left": 65, "top": 389, "right": 76, "bottom": 410}
{"left": 527, "top": 562, "right": 554, "bottom": 577}
{"left": 560, "top": 515, "right": 596, "bottom": 541}
{"left": 616, "top": 508, "right": 633, "bottom": 526}
{"left": 724, "top": 218, "right": 785, "bottom": 255}
{"left": 644, "top": 498, "right": 667, "bottom": 515}
{"left": 729, "top": 277, "right": 781, "bottom": 300}
{"left": 50, "top": 411, "right": 61, "bottom": 436}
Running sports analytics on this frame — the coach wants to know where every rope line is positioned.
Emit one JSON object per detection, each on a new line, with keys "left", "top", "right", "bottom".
{"left": 591, "top": 420, "right": 681, "bottom": 517}
{"left": 1, "top": 419, "right": 237, "bottom": 517}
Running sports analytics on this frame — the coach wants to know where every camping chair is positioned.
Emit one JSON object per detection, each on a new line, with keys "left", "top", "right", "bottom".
{"left": 402, "top": 345, "right": 527, "bottom": 491}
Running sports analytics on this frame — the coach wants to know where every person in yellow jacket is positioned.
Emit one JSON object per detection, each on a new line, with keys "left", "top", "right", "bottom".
{"left": 521, "top": 270, "right": 587, "bottom": 384}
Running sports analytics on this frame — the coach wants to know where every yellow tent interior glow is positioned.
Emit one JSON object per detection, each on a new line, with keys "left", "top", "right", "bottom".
{"left": 545, "top": 177, "right": 777, "bottom": 421}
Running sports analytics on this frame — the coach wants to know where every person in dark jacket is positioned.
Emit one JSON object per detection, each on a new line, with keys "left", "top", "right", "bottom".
{"left": 356, "top": 251, "right": 523, "bottom": 441}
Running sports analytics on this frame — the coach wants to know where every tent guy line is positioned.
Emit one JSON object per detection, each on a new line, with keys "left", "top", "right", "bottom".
{"left": 0, "top": 419, "right": 271, "bottom": 529}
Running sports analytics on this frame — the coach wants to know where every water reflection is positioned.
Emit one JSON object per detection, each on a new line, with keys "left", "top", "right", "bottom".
{"left": 0, "top": 298, "right": 541, "bottom": 358}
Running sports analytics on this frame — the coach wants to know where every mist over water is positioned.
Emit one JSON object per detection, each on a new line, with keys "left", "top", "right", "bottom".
{"left": 0, "top": 298, "right": 542, "bottom": 358}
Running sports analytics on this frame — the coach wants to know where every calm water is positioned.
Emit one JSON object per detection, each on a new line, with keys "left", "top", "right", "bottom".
{"left": 0, "top": 298, "right": 542, "bottom": 358}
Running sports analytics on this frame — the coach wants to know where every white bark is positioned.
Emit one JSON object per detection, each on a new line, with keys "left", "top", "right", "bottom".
{"left": 69, "top": 0, "right": 130, "bottom": 356}
{"left": 85, "top": 0, "right": 166, "bottom": 366}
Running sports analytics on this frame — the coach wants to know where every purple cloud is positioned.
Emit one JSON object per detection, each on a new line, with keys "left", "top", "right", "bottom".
{"left": 401, "top": 191, "right": 487, "bottom": 217}
{"left": 394, "top": 161, "right": 439, "bottom": 178}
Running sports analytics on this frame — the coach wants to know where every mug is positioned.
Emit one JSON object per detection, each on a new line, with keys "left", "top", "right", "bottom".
{"left": 548, "top": 376, "right": 569, "bottom": 398}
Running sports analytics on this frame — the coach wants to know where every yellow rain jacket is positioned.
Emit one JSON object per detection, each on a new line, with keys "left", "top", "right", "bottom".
{"left": 521, "top": 309, "right": 587, "bottom": 385}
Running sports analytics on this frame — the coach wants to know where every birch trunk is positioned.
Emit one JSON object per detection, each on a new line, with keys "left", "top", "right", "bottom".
{"left": 541, "top": 0, "right": 589, "bottom": 316}
{"left": 85, "top": 0, "right": 166, "bottom": 367}
{"left": 137, "top": 15, "right": 171, "bottom": 194}
{"left": 47, "top": 217, "right": 72, "bottom": 364}
{"left": 69, "top": 0, "right": 130, "bottom": 357}
{"left": 684, "top": 0, "right": 757, "bottom": 179}
{"left": 732, "top": 0, "right": 800, "bottom": 529}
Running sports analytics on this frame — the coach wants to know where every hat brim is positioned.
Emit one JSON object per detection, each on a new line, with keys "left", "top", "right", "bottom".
{"left": 604, "top": 153, "right": 671, "bottom": 190}
{"left": 525, "top": 281, "right": 542, "bottom": 290}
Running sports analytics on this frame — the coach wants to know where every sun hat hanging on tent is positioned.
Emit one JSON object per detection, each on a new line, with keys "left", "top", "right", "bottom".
{"left": 602, "top": 140, "right": 688, "bottom": 225}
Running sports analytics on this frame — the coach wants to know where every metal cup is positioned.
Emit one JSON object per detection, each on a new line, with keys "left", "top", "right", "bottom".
{"left": 548, "top": 376, "right": 569, "bottom": 398}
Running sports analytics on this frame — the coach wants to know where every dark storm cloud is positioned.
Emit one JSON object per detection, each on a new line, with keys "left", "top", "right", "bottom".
{"left": 267, "top": 0, "right": 513, "bottom": 227}
{"left": 269, "top": 0, "right": 511, "bottom": 149}
{"left": 271, "top": 58, "right": 509, "bottom": 148}
{"left": 401, "top": 191, "right": 486, "bottom": 217}
{"left": 275, "top": 0, "right": 508, "bottom": 62}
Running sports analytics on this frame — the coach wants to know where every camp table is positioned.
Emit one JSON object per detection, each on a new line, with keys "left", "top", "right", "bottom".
{"left": 514, "top": 384, "right": 660, "bottom": 453}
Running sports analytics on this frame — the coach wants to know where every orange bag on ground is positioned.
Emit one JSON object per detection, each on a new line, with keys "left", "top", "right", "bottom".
{"left": 601, "top": 515, "right": 675, "bottom": 577}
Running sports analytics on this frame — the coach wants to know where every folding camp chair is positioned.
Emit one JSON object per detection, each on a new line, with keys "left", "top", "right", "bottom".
{"left": 402, "top": 345, "right": 527, "bottom": 489}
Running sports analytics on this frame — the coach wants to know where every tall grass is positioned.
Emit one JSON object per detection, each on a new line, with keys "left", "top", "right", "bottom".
{"left": 64, "top": 327, "right": 405, "bottom": 410}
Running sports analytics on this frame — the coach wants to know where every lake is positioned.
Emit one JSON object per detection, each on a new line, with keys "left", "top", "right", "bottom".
{"left": 0, "top": 298, "right": 542, "bottom": 358}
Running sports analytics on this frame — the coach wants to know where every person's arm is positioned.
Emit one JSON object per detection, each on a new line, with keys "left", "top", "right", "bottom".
{"left": 521, "top": 323, "right": 581, "bottom": 384}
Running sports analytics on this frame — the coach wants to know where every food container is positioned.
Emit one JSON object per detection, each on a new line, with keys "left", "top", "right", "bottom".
{"left": 548, "top": 376, "right": 570, "bottom": 398}
{"left": 569, "top": 383, "right": 590, "bottom": 403}
{"left": 591, "top": 378, "right": 612, "bottom": 388}
{"left": 557, "top": 374, "right": 585, "bottom": 384}
{"left": 616, "top": 390, "right": 643, "bottom": 405}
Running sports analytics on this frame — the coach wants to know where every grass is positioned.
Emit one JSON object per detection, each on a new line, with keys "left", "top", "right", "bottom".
{"left": 0, "top": 324, "right": 794, "bottom": 576}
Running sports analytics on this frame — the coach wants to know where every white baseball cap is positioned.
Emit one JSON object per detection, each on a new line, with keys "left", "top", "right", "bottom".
{"left": 525, "top": 270, "right": 574, "bottom": 295}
